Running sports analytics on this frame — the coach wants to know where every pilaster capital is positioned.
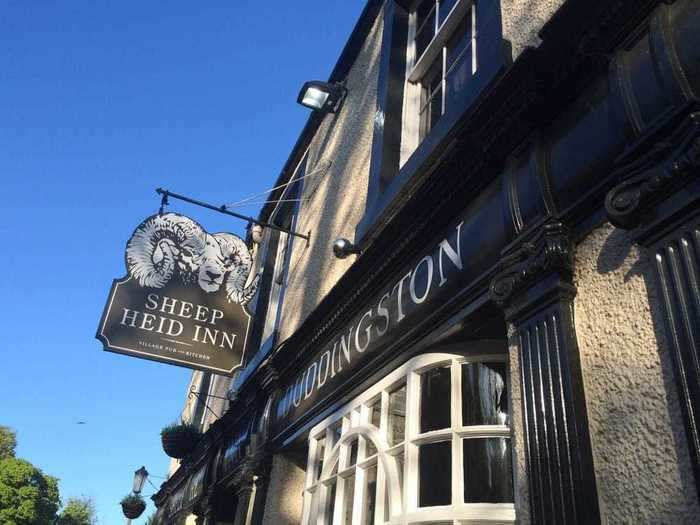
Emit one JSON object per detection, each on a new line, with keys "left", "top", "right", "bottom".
{"left": 490, "top": 219, "right": 574, "bottom": 309}
{"left": 605, "top": 104, "right": 700, "bottom": 230}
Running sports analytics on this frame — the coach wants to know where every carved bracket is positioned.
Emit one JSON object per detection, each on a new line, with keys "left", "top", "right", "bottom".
{"left": 258, "top": 358, "right": 280, "bottom": 394}
{"left": 605, "top": 105, "right": 700, "bottom": 229}
{"left": 490, "top": 220, "right": 574, "bottom": 307}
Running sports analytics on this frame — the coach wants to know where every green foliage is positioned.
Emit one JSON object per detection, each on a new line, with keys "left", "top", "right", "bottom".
{"left": 0, "top": 427, "right": 17, "bottom": 460}
{"left": 0, "top": 457, "right": 60, "bottom": 525}
{"left": 120, "top": 493, "right": 144, "bottom": 506}
{"left": 160, "top": 422, "right": 199, "bottom": 435}
{"left": 57, "top": 497, "right": 97, "bottom": 525}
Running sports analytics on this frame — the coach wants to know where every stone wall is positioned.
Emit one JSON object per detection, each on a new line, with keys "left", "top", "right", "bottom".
{"left": 574, "top": 223, "right": 700, "bottom": 523}
{"left": 261, "top": 454, "right": 305, "bottom": 525}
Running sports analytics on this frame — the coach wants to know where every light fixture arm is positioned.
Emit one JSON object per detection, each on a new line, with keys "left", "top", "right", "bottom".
{"left": 155, "top": 188, "right": 310, "bottom": 242}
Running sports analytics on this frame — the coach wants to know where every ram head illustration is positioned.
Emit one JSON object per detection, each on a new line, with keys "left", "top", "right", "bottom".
{"left": 125, "top": 213, "right": 259, "bottom": 305}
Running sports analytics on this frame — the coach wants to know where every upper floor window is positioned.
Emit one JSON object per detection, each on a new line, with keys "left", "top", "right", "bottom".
{"left": 251, "top": 154, "right": 307, "bottom": 355}
{"left": 358, "top": 0, "right": 506, "bottom": 240}
{"left": 402, "top": 0, "right": 477, "bottom": 161}
{"left": 301, "top": 352, "right": 514, "bottom": 525}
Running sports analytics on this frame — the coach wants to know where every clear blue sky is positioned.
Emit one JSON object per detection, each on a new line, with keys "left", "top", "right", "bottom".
{"left": 0, "top": 2, "right": 365, "bottom": 523}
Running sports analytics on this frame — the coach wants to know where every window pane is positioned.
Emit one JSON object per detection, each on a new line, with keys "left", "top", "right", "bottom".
{"left": 415, "top": 7, "right": 436, "bottom": 60}
{"left": 388, "top": 385, "right": 406, "bottom": 446}
{"left": 446, "top": 12, "right": 472, "bottom": 70}
{"left": 325, "top": 479, "right": 337, "bottom": 525}
{"left": 438, "top": 0, "right": 459, "bottom": 26}
{"left": 461, "top": 362, "right": 509, "bottom": 426}
{"left": 419, "top": 60, "right": 443, "bottom": 142}
{"left": 331, "top": 422, "right": 342, "bottom": 447}
{"left": 385, "top": 452, "right": 404, "bottom": 521}
{"left": 445, "top": 52, "right": 470, "bottom": 114}
{"left": 366, "top": 401, "right": 381, "bottom": 457}
{"left": 416, "top": 0, "right": 436, "bottom": 30}
{"left": 348, "top": 438, "right": 358, "bottom": 467}
{"left": 317, "top": 438, "right": 326, "bottom": 480}
{"left": 342, "top": 473, "right": 355, "bottom": 525}
{"left": 419, "top": 441, "right": 451, "bottom": 507}
{"left": 363, "top": 465, "right": 377, "bottom": 525}
{"left": 420, "top": 365, "right": 452, "bottom": 432}
{"left": 463, "top": 438, "right": 514, "bottom": 503}
{"left": 371, "top": 400, "right": 381, "bottom": 427}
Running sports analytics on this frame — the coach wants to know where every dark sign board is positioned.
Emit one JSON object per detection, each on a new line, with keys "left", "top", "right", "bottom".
{"left": 97, "top": 213, "right": 259, "bottom": 375}
{"left": 274, "top": 217, "right": 472, "bottom": 427}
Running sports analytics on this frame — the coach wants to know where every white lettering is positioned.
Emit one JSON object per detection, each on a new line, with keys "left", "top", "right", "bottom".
{"left": 317, "top": 351, "right": 330, "bottom": 388}
{"left": 120, "top": 308, "right": 139, "bottom": 327}
{"left": 210, "top": 309, "right": 224, "bottom": 326}
{"left": 355, "top": 310, "right": 373, "bottom": 352}
{"left": 410, "top": 255, "right": 433, "bottom": 304}
{"left": 304, "top": 363, "right": 317, "bottom": 399}
{"left": 376, "top": 292, "right": 391, "bottom": 337}
{"left": 438, "top": 222, "right": 464, "bottom": 286}
{"left": 160, "top": 296, "right": 177, "bottom": 315}
{"left": 392, "top": 272, "right": 412, "bottom": 322}
{"left": 145, "top": 293, "right": 159, "bottom": 311}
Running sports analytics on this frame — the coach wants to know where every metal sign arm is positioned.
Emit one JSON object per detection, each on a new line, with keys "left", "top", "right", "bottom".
{"left": 156, "top": 188, "right": 310, "bottom": 242}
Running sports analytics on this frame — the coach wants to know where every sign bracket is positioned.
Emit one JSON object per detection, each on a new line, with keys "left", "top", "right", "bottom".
{"left": 156, "top": 188, "right": 310, "bottom": 243}
{"left": 188, "top": 384, "right": 223, "bottom": 420}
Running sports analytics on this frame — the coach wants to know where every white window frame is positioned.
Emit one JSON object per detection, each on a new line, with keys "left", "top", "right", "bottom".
{"left": 400, "top": 0, "right": 478, "bottom": 166}
{"left": 301, "top": 352, "right": 515, "bottom": 525}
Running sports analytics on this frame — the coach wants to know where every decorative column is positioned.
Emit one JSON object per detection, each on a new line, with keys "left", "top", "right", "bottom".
{"left": 491, "top": 220, "right": 600, "bottom": 524}
{"left": 195, "top": 497, "right": 216, "bottom": 525}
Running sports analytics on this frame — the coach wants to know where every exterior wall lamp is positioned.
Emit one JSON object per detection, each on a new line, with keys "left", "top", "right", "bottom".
{"left": 297, "top": 81, "right": 347, "bottom": 113}
{"left": 333, "top": 238, "right": 361, "bottom": 259}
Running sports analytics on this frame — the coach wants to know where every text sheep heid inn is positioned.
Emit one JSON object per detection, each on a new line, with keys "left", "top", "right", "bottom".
{"left": 277, "top": 221, "right": 466, "bottom": 420}
{"left": 119, "top": 293, "right": 238, "bottom": 350}
{"left": 98, "top": 213, "right": 257, "bottom": 375}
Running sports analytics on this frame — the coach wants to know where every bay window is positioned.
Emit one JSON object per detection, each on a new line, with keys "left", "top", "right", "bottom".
{"left": 301, "top": 352, "right": 514, "bottom": 525}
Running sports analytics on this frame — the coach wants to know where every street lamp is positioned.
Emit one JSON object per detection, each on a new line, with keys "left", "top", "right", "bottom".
{"left": 132, "top": 466, "right": 149, "bottom": 495}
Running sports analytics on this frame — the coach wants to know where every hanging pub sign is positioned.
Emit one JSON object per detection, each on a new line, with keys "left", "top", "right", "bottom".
{"left": 96, "top": 212, "right": 259, "bottom": 375}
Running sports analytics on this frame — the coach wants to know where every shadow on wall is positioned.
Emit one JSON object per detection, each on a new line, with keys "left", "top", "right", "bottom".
{"left": 595, "top": 226, "right": 645, "bottom": 280}
{"left": 584, "top": 223, "right": 700, "bottom": 523}
{"left": 278, "top": 13, "right": 383, "bottom": 341}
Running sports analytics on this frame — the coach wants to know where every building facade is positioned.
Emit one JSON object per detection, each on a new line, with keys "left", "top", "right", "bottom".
{"left": 151, "top": 0, "right": 700, "bottom": 523}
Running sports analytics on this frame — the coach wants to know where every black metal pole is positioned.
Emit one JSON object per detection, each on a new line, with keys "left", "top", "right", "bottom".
{"left": 156, "top": 188, "right": 310, "bottom": 242}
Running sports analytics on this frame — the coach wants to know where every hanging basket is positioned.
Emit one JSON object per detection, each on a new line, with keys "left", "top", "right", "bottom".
{"left": 161, "top": 423, "right": 201, "bottom": 459}
{"left": 120, "top": 495, "right": 146, "bottom": 519}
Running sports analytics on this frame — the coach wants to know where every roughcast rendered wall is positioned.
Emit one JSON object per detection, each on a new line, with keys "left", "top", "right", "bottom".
{"left": 261, "top": 454, "right": 305, "bottom": 525}
{"left": 277, "top": 11, "right": 383, "bottom": 342}
{"left": 500, "top": 0, "right": 566, "bottom": 59}
{"left": 507, "top": 324, "right": 530, "bottom": 525}
{"left": 574, "top": 223, "right": 700, "bottom": 523}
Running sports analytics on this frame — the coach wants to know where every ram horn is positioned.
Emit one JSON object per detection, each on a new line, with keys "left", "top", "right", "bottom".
{"left": 215, "top": 233, "right": 260, "bottom": 305}
{"left": 126, "top": 213, "right": 204, "bottom": 288}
